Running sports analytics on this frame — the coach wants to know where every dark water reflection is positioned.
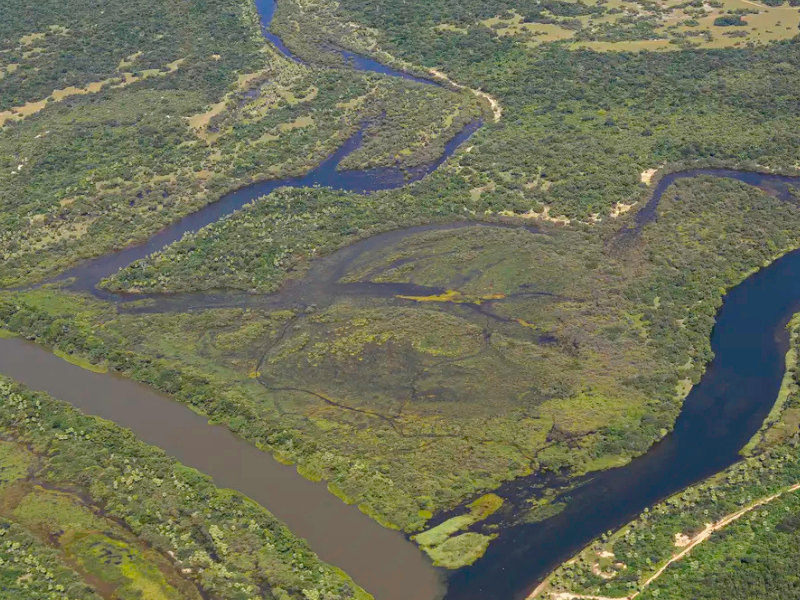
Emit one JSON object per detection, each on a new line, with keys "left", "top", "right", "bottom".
{"left": 5, "top": 0, "right": 800, "bottom": 596}
{"left": 445, "top": 178, "right": 800, "bottom": 600}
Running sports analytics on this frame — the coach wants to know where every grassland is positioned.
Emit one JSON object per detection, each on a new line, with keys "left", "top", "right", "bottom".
{"left": 0, "top": 377, "right": 370, "bottom": 600}
{"left": 0, "top": 517, "right": 102, "bottom": 600}
{"left": 412, "top": 494, "right": 503, "bottom": 568}
{"left": 314, "top": 0, "right": 800, "bottom": 52}
{"left": 457, "top": 0, "right": 800, "bottom": 51}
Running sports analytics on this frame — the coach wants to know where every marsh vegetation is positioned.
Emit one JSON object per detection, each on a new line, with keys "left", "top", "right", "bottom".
{"left": 7, "top": 175, "right": 800, "bottom": 547}
{"left": 4, "top": 0, "right": 800, "bottom": 594}
{"left": 0, "top": 377, "right": 370, "bottom": 600}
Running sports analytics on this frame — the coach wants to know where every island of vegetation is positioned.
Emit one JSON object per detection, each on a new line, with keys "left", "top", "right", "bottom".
{"left": 3, "top": 0, "right": 800, "bottom": 595}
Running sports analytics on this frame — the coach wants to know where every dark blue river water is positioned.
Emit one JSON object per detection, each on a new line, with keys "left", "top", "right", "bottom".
{"left": 445, "top": 172, "right": 800, "bottom": 600}
{"left": 9, "top": 1, "right": 800, "bottom": 600}
{"left": 53, "top": 120, "right": 480, "bottom": 294}
{"left": 49, "top": 0, "right": 478, "bottom": 294}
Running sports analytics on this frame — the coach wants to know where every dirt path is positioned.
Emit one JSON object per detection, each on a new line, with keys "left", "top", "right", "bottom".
{"left": 428, "top": 68, "right": 503, "bottom": 123}
{"left": 530, "top": 482, "right": 800, "bottom": 600}
{"left": 633, "top": 482, "right": 800, "bottom": 597}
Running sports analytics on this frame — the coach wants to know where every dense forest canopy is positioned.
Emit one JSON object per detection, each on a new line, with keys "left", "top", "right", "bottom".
{"left": 0, "top": 0, "right": 263, "bottom": 108}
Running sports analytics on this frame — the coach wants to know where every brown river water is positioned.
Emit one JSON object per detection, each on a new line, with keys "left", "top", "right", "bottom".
{"left": 0, "top": 337, "right": 445, "bottom": 600}
{"left": 4, "top": 0, "right": 800, "bottom": 592}
{"left": 3, "top": 169, "right": 800, "bottom": 600}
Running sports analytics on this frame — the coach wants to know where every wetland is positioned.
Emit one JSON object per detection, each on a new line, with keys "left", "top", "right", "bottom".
{"left": 5, "top": 0, "right": 800, "bottom": 598}
{"left": 5, "top": 169, "right": 800, "bottom": 600}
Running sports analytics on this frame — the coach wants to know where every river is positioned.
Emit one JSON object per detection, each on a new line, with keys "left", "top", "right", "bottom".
{"left": 0, "top": 338, "right": 446, "bottom": 600}
{"left": 1, "top": 0, "right": 800, "bottom": 599}
{"left": 444, "top": 170, "right": 800, "bottom": 600}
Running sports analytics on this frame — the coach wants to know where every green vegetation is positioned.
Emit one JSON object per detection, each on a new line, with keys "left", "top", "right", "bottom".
{"left": 424, "top": 533, "right": 497, "bottom": 569}
{"left": 5, "top": 0, "right": 800, "bottom": 590}
{"left": 0, "top": 518, "right": 101, "bottom": 600}
{"left": 0, "top": 0, "right": 481, "bottom": 287}
{"left": 53, "top": 347, "right": 109, "bottom": 373}
{"left": 11, "top": 487, "right": 189, "bottom": 600}
{"left": 0, "top": 0, "right": 263, "bottom": 110}
{"left": 0, "top": 377, "right": 370, "bottom": 600}
{"left": 532, "top": 448, "right": 800, "bottom": 599}
{"left": 413, "top": 494, "right": 502, "bottom": 568}
{"left": 628, "top": 486, "right": 800, "bottom": 600}
{"left": 284, "top": 0, "right": 800, "bottom": 52}
{"left": 0, "top": 62, "right": 478, "bottom": 286}
{"left": 270, "top": 0, "right": 800, "bottom": 222}
{"left": 532, "top": 322, "right": 800, "bottom": 600}
{"left": 7, "top": 175, "right": 800, "bottom": 539}
{"left": 101, "top": 185, "right": 475, "bottom": 294}
{"left": 714, "top": 14, "right": 749, "bottom": 26}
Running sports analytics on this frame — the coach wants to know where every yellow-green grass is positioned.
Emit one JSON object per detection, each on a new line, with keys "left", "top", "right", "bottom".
{"left": 424, "top": 532, "right": 497, "bottom": 569}
{"left": 278, "top": 114, "right": 315, "bottom": 131}
{"left": 412, "top": 493, "right": 503, "bottom": 567}
{"left": 436, "top": 0, "right": 800, "bottom": 51}
{"left": 12, "top": 487, "right": 108, "bottom": 537}
{"left": 70, "top": 534, "right": 184, "bottom": 600}
{"left": 10, "top": 487, "right": 191, "bottom": 600}
{"left": 0, "top": 441, "right": 34, "bottom": 492}
{"left": 53, "top": 348, "right": 108, "bottom": 373}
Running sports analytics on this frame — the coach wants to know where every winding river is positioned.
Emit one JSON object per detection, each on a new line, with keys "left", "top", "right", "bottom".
{"left": 2, "top": 1, "right": 800, "bottom": 599}
{"left": 446, "top": 194, "right": 800, "bottom": 600}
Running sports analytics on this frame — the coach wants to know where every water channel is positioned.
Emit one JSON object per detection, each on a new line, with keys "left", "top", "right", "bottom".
{"left": 2, "top": 1, "right": 800, "bottom": 599}
{"left": 446, "top": 209, "right": 800, "bottom": 599}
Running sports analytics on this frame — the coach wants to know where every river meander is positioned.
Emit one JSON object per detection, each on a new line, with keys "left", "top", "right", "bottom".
{"left": 0, "top": 336, "right": 446, "bottom": 600}
{"left": 445, "top": 222, "right": 800, "bottom": 599}
{"left": 1, "top": 0, "right": 800, "bottom": 599}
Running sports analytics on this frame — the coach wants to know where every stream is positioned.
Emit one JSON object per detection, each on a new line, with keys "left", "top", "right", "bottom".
{"left": 446, "top": 211, "right": 800, "bottom": 599}
{"left": 2, "top": 0, "right": 800, "bottom": 599}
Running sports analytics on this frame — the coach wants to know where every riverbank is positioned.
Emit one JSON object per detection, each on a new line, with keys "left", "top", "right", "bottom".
{"left": 4, "top": 163, "right": 800, "bottom": 600}
{"left": 530, "top": 481, "right": 800, "bottom": 600}
{"left": 3, "top": 172, "right": 800, "bottom": 600}
{"left": 4, "top": 1, "right": 800, "bottom": 599}
{"left": 0, "top": 338, "right": 446, "bottom": 600}
{"left": 0, "top": 376, "right": 375, "bottom": 600}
